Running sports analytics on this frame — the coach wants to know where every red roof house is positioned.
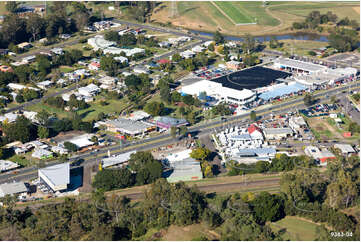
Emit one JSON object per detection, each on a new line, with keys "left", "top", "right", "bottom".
{"left": 248, "top": 124, "right": 263, "bottom": 139}
{"left": 157, "top": 59, "right": 171, "bottom": 64}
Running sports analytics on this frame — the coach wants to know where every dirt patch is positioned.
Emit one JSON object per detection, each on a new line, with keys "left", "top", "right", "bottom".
{"left": 161, "top": 223, "right": 220, "bottom": 241}
{"left": 307, "top": 117, "right": 344, "bottom": 140}
{"left": 353, "top": 6, "right": 360, "bottom": 14}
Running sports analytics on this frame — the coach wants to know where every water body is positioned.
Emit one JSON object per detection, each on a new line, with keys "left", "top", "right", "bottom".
{"left": 189, "top": 30, "right": 329, "bottom": 42}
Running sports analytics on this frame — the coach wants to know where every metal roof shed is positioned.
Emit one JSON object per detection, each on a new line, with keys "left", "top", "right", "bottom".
{"left": 0, "top": 182, "right": 28, "bottom": 197}
{"left": 38, "top": 163, "right": 70, "bottom": 192}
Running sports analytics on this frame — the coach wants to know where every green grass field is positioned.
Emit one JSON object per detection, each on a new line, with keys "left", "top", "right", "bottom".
{"left": 269, "top": 1, "right": 360, "bottom": 21}
{"left": 214, "top": 1, "right": 255, "bottom": 24}
{"left": 27, "top": 96, "right": 130, "bottom": 122}
{"left": 269, "top": 216, "right": 319, "bottom": 241}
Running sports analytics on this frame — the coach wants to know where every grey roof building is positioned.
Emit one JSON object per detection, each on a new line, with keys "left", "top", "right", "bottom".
{"left": 38, "top": 163, "right": 70, "bottom": 192}
{"left": 166, "top": 157, "right": 203, "bottom": 183}
{"left": 105, "top": 118, "right": 155, "bottom": 135}
{"left": 0, "top": 182, "right": 28, "bottom": 197}
{"left": 102, "top": 150, "right": 136, "bottom": 168}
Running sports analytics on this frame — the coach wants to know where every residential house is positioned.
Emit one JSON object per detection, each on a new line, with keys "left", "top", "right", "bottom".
{"left": 51, "top": 146, "right": 69, "bottom": 155}
{"left": 22, "top": 55, "right": 36, "bottom": 64}
{"left": 180, "top": 50, "right": 195, "bottom": 59}
{"left": 114, "top": 56, "right": 128, "bottom": 64}
{"left": 32, "top": 148, "right": 53, "bottom": 159}
{"left": 192, "top": 45, "right": 205, "bottom": 53}
{"left": 88, "top": 61, "right": 100, "bottom": 71}
{"left": 37, "top": 80, "right": 54, "bottom": 90}
{"left": 159, "top": 41, "right": 172, "bottom": 48}
{"left": 133, "top": 65, "right": 150, "bottom": 74}
{"left": 289, "top": 116, "right": 307, "bottom": 130}
{"left": 0, "top": 160, "right": 20, "bottom": 172}
{"left": 248, "top": 124, "right": 264, "bottom": 140}
{"left": 78, "top": 84, "right": 100, "bottom": 97}
{"left": 17, "top": 42, "right": 32, "bottom": 50}
{"left": 50, "top": 48, "right": 64, "bottom": 55}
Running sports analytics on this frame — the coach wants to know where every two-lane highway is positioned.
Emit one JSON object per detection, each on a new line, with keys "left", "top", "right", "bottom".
{"left": 1, "top": 82, "right": 358, "bottom": 184}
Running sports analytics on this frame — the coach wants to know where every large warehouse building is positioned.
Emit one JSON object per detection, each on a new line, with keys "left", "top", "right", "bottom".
{"left": 38, "top": 163, "right": 70, "bottom": 192}
{"left": 181, "top": 79, "right": 256, "bottom": 105}
{"left": 180, "top": 66, "right": 291, "bottom": 105}
{"left": 274, "top": 58, "right": 358, "bottom": 86}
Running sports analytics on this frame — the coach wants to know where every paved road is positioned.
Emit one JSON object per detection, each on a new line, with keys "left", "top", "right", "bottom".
{"left": 1, "top": 82, "right": 358, "bottom": 184}
{"left": 112, "top": 19, "right": 210, "bottom": 41}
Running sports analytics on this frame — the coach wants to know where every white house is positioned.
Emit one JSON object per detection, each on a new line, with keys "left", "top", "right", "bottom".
{"left": 78, "top": 84, "right": 100, "bottom": 97}
{"left": 133, "top": 65, "right": 150, "bottom": 74}
{"left": 50, "top": 48, "right": 64, "bottom": 55}
{"left": 87, "top": 35, "right": 115, "bottom": 50}
{"left": 37, "top": 80, "right": 54, "bottom": 89}
{"left": 32, "top": 148, "right": 53, "bottom": 159}
{"left": 180, "top": 50, "right": 195, "bottom": 59}
{"left": 114, "top": 56, "right": 128, "bottom": 64}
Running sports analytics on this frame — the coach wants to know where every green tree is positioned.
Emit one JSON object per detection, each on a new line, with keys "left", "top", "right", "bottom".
{"left": 208, "top": 43, "right": 215, "bottom": 51}
{"left": 93, "top": 168, "right": 134, "bottom": 191}
{"left": 128, "top": 151, "right": 162, "bottom": 185}
{"left": 303, "top": 93, "right": 314, "bottom": 106}
{"left": 64, "top": 141, "right": 78, "bottom": 152}
{"left": 190, "top": 147, "right": 211, "bottom": 161}
{"left": 330, "top": 95, "right": 337, "bottom": 104}
{"left": 15, "top": 94, "right": 24, "bottom": 103}
{"left": 243, "top": 54, "right": 259, "bottom": 66}
{"left": 144, "top": 101, "right": 164, "bottom": 116}
{"left": 172, "top": 53, "right": 182, "bottom": 62}
{"left": 26, "top": 13, "right": 45, "bottom": 41}
{"left": 242, "top": 33, "right": 256, "bottom": 54}
{"left": 2, "top": 116, "right": 35, "bottom": 143}
{"left": 100, "top": 56, "right": 119, "bottom": 76}
{"left": 6, "top": 2, "right": 20, "bottom": 13}
{"left": 251, "top": 192, "right": 285, "bottom": 224}
{"left": 104, "top": 30, "right": 119, "bottom": 42}
{"left": 36, "top": 109, "right": 50, "bottom": 126}
{"left": 348, "top": 122, "right": 359, "bottom": 134}
{"left": 250, "top": 110, "right": 257, "bottom": 121}
{"left": 37, "top": 126, "right": 49, "bottom": 139}
{"left": 170, "top": 126, "right": 177, "bottom": 138}
{"left": 214, "top": 31, "right": 224, "bottom": 44}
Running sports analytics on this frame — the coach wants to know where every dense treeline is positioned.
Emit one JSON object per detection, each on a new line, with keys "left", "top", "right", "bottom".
{"left": 0, "top": 2, "right": 93, "bottom": 49}
{"left": 291, "top": 10, "right": 360, "bottom": 52}
{"left": 1, "top": 168, "right": 358, "bottom": 240}
{"left": 227, "top": 154, "right": 316, "bottom": 175}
